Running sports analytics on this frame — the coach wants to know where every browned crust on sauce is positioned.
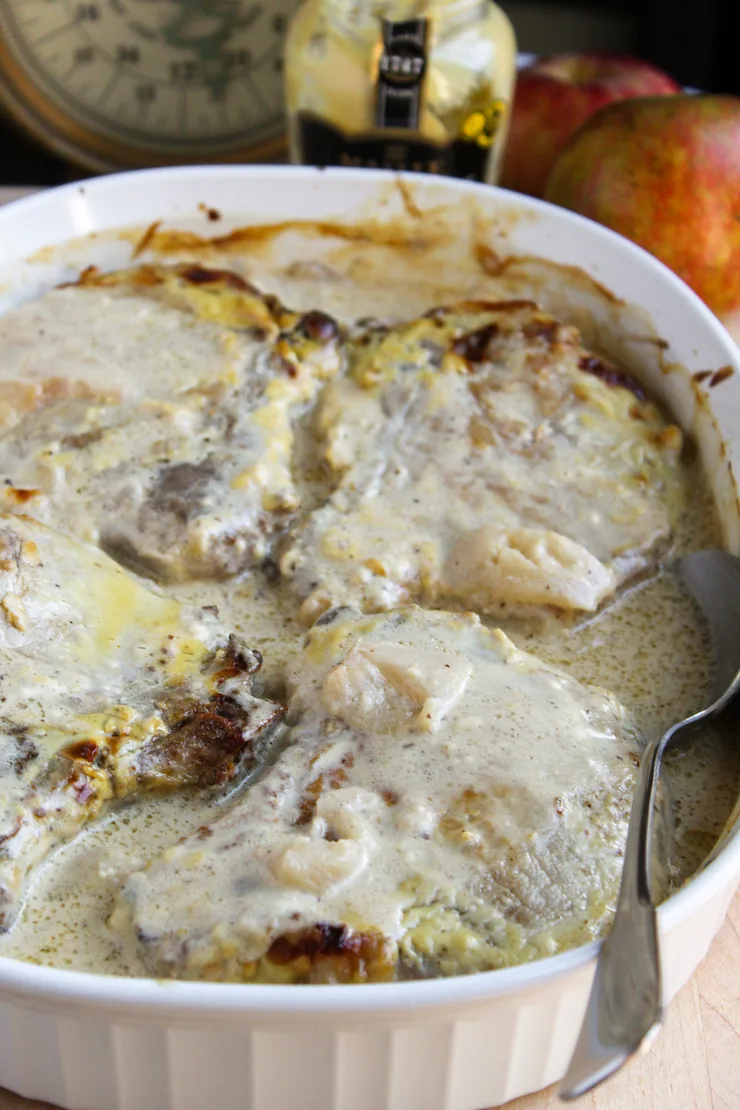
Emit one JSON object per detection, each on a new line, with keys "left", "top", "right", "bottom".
{"left": 62, "top": 740, "right": 99, "bottom": 763}
{"left": 578, "top": 355, "right": 648, "bottom": 401}
{"left": 4, "top": 488, "right": 41, "bottom": 504}
{"left": 426, "top": 299, "right": 538, "bottom": 321}
{"left": 176, "top": 263, "right": 257, "bottom": 293}
{"left": 295, "top": 753, "right": 355, "bottom": 825}
{"left": 451, "top": 323, "right": 501, "bottom": 364}
{"left": 73, "top": 260, "right": 259, "bottom": 295}
{"left": 265, "top": 923, "right": 395, "bottom": 983}
{"left": 295, "top": 310, "right": 340, "bottom": 343}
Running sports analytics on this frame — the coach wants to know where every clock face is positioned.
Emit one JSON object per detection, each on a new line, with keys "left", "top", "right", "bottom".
{"left": 0, "top": 0, "right": 302, "bottom": 166}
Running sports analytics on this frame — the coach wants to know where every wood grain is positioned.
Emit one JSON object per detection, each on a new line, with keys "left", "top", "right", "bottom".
{"left": 0, "top": 888, "right": 737, "bottom": 1110}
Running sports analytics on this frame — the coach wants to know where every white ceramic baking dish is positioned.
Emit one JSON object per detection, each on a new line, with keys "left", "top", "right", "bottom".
{"left": 0, "top": 166, "right": 738, "bottom": 1110}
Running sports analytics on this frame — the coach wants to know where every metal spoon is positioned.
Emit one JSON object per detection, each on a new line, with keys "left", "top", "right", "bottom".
{"left": 560, "top": 550, "right": 740, "bottom": 1101}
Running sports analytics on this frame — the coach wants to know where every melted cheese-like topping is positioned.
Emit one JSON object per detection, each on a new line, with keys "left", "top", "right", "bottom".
{"left": 0, "top": 514, "right": 281, "bottom": 928}
{"left": 0, "top": 267, "right": 343, "bottom": 581}
{"left": 110, "top": 607, "right": 639, "bottom": 982}
{"left": 281, "top": 302, "right": 683, "bottom": 621}
{"left": 0, "top": 264, "right": 696, "bottom": 980}
{"left": 0, "top": 285, "right": 245, "bottom": 425}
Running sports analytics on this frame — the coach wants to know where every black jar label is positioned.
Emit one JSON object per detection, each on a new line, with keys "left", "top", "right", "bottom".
{"left": 296, "top": 113, "right": 492, "bottom": 181}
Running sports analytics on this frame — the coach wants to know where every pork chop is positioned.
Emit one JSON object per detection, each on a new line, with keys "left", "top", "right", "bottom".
{"left": 0, "top": 515, "right": 283, "bottom": 928}
{"left": 110, "top": 606, "right": 641, "bottom": 983}
{"left": 281, "top": 301, "right": 684, "bottom": 622}
{"left": 0, "top": 264, "right": 343, "bottom": 581}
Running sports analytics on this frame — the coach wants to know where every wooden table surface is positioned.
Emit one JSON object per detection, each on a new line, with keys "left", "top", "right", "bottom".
{"left": 0, "top": 886, "right": 737, "bottom": 1110}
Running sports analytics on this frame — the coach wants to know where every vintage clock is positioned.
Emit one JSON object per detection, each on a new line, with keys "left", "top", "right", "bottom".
{"left": 0, "top": 0, "right": 302, "bottom": 171}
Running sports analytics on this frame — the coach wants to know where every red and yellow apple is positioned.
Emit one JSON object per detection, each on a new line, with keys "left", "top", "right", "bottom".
{"left": 500, "top": 54, "right": 680, "bottom": 198}
{"left": 545, "top": 94, "right": 740, "bottom": 319}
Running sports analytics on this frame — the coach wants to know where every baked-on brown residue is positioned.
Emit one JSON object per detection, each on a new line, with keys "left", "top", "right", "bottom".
{"left": 709, "top": 365, "right": 734, "bottom": 388}
{"left": 73, "top": 264, "right": 159, "bottom": 288}
{"left": 452, "top": 323, "right": 500, "bottom": 364}
{"left": 474, "top": 241, "right": 506, "bottom": 277}
{"left": 692, "top": 364, "right": 734, "bottom": 388}
{"left": 461, "top": 298, "right": 539, "bottom": 314}
{"left": 626, "top": 334, "right": 670, "bottom": 352}
{"left": 131, "top": 220, "right": 163, "bottom": 260}
{"left": 395, "top": 177, "right": 423, "bottom": 220}
{"left": 127, "top": 218, "right": 445, "bottom": 256}
{"left": 578, "top": 355, "right": 648, "bottom": 400}
{"left": 474, "top": 241, "right": 626, "bottom": 307}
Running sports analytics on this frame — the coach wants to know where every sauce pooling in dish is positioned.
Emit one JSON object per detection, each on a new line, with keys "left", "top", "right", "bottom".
{"left": 0, "top": 250, "right": 734, "bottom": 980}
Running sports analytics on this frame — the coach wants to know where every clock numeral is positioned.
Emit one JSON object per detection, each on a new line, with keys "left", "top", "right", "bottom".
{"left": 170, "top": 60, "right": 197, "bottom": 82}
{"left": 76, "top": 3, "right": 100, "bottom": 20}
{"left": 224, "top": 49, "right": 252, "bottom": 70}
{"left": 117, "top": 45, "right": 140, "bottom": 65}
{"left": 74, "top": 45, "right": 94, "bottom": 64}
{"left": 135, "top": 84, "right": 156, "bottom": 104}
{"left": 272, "top": 14, "right": 287, "bottom": 34}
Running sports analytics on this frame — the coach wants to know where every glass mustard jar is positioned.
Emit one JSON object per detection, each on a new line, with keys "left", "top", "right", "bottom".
{"left": 284, "top": 0, "right": 517, "bottom": 184}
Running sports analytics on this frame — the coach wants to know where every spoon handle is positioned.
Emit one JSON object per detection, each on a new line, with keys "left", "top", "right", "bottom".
{"left": 559, "top": 734, "right": 665, "bottom": 1100}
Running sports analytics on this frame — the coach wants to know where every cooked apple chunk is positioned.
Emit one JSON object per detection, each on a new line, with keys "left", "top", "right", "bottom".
{"left": 0, "top": 515, "right": 283, "bottom": 929}
{"left": 110, "top": 607, "right": 640, "bottom": 983}
{"left": 281, "top": 301, "right": 683, "bottom": 620}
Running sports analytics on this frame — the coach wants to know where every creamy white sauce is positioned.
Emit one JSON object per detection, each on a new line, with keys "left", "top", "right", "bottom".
{"left": 108, "top": 609, "right": 643, "bottom": 981}
{"left": 280, "top": 302, "right": 682, "bottom": 624}
{"left": 2, "top": 475, "right": 733, "bottom": 977}
{"left": 0, "top": 272, "right": 342, "bottom": 582}
{"left": 0, "top": 250, "right": 735, "bottom": 979}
